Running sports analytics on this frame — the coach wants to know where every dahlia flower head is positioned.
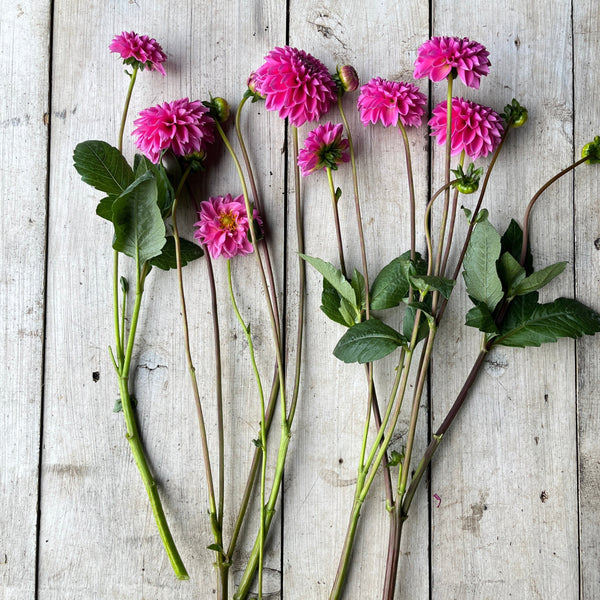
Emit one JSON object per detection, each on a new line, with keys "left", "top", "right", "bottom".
{"left": 429, "top": 97, "right": 503, "bottom": 160}
{"left": 253, "top": 46, "right": 338, "bottom": 127}
{"left": 297, "top": 122, "right": 350, "bottom": 176}
{"left": 109, "top": 31, "right": 167, "bottom": 76}
{"left": 357, "top": 77, "right": 427, "bottom": 128}
{"left": 194, "top": 194, "right": 262, "bottom": 259}
{"left": 132, "top": 98, "right": 215, "bottom": 164}
{"left": 414, "top": 36, "right": 490, "bottom": 89}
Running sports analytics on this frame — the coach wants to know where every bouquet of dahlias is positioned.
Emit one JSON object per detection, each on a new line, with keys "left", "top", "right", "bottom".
{"left": 73, "top": 30, "right": 600, "bottom": 600}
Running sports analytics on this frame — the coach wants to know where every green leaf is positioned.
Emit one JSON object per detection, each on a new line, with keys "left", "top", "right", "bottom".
{"left": 334, "top": 187, "right": 342, "bottom": 202}
{"left": 370, "top": 251, "right": 426, "bottom": 310}
{"left": 207, "top": 543, "right": 224, "bottom": 553}
{"left": 462, "top": 206, "right": 489, "bottom": 225}
{"left": 498, "top": 251, "right": 526, "bottom": 297}
{"left": 405, "top": 300, "right": 434, "bottom": 316}
{"left": 496, "top": 294, "right": 600, "bottom": 348}
{"left": 300, "top": 254, "right": 356, "bottom": 307}
{"left": 501, "top": 219, "right": 533, "bottom": 275}
{"left": 96, "top": 196, "right": 117, "bottom": 221}
{"left": 112, "top": 172, "right": 166, "bottom": 264}
{"left": 134, "top": 154, "right": 175, "bottom": 216}
{"left": 148, "top": 236, "right": 204, "bottom": 270}
{"left": 462, "top": 219, "right": 504, "bottom": 311}
{"left": 403, "top": 296, "right": 432, "bottom": 344}
{"left": 320, "top": 280, "right": 355, "bottom": 327}
{"left": 388, "top": 450, "right": 404, "bottom": 467}
{"left": 350, "top": 269, "right": 366, "bottom": 311}
{"left": 409, "top": 274, "right": 455, "bottom": 299}
{"left": 511, "top": 262, "right": 567, "bottom": 296}
{"left": 333, "top": 318, "right": 407, "bottom": 364}
{"left": 465, "top": 303, "right": 499, "bottom": 334}
{"left": 73, "top": 140, "right": 134, "bottom": 196}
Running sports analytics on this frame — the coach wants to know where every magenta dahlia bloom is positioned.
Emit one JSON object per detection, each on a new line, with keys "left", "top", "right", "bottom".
{"left": 132, "top": 98, "right": 215, "bottom": 164}
{"left": 297, "top": 122, "right": 350, "bottom": 176}
{"left": 414, "top": 36, "right": 490, "bottom": 89}
{"left": 429, "top": 97, "right": 504, "bottom": 160}
{"left": 109, "top": 31, "right": 167, "bottom": 76}
{"left": 253, "top": 46, "right": 337, "bottom": 127}
{"left": 357, "top": 77, "right": 427, "bottom": 128}
{"left": 194, "top": 194, "right": 262, "bottom": 259}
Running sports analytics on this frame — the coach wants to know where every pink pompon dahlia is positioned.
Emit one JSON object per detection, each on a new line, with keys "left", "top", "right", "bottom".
{"left": 297, "top": 122, "right": 350, "bottom": 176}
{"left": 132, "top": 98, "right": 215, "bottom": 164}
{"left": 414, "top": 36, "right": 490, "bottom": 89}
{"left": 109, "top": 31, "right": 167, "bottom": 76}
{"left": 429, "top": 97, "right": 504, "bottom": 160}
{"left": 194, "top": 194, "right": 262, "bottom": 259}
{"left": 253, "top": 46, "right": 337, "bottom": 127}
{"left": 357, "top": 77, "right": 427, "bottom": 128}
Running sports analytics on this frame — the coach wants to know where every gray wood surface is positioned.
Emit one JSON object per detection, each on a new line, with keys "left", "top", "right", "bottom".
{"left": 3, "top": 1, "right": 599, "bottom": 599}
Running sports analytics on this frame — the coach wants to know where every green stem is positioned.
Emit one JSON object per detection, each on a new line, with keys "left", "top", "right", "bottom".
{"left": 326, "top": 167, "right": 347, "bottom": 278}
{"left": 118, "top": 263, "right": 189, "bottom": 580}
{"left": 227, "top": 259, "right": 267, "bottom": 598}
{"left": 439, "top": 151, "right": 465, "bottom": 278}
{"left": 398, "top": 121, "right": 417, "bottom": 262}
{"left": 118, "top": 66, "right": 138, "bottom": 153}
{"left": 171, "top": 166, "right": 222, "bottom": 584}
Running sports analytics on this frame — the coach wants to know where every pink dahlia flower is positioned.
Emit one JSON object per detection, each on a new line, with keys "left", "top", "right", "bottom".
{"left": 297, "top": 122, "right": 350, "bottom": 176}
{"left": 429, "top": 97, "right": 503, "bottom": 160}
{"left": 253, "top": 46, "right": 337, "bottom": 127}
{"left": 357, "top": 77, "right": 427, "bottom": 128}
{"left": 414, "top": 36, "right": 490, "bottom": 89}
{"left": 109, "top": 31, "right": 167, "bottom": 76}
{"left": 132, "top": 98, "right": 215, "bottom": 164}
{"left": 194, "top": 194, "right": 262, "bottom": 259}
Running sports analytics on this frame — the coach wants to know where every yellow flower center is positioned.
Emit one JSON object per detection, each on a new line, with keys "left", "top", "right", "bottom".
{"left": 219, "top": 212, "right": 237, "bottom": 232}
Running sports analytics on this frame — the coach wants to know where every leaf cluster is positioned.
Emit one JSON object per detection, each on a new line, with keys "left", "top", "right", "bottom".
{"left": 73, "top": 140, "right": 203, "bottom": 271}
{"left": 462, "top": 215, "right": 600, "bottom": 347}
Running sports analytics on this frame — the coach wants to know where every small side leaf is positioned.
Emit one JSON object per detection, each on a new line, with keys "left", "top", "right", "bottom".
{"left": 462, "top": 218, "right": 504, "bottom": 311}
{"left": 409, "top": 275, "right": 455, "bottom": 299}
{"left": 465, "top": 303, "right": 499, "bottom": 334}
{"left": 501, "top": 219, "right": 533, "bottom": 275}
{"left": 148, "top": 236, "right": 204, "bottom": 270}
{"left": 300, "top": 254, "right": 356, "bottom": 307}
{"left": 333, "top": 318, "right": 407, "bottom": 364}
{"left": 511, "top": 262, "right": 567, "bottom": 296}
{"left": 96, "top": 196, "right": 116, "bottom": 221}
{"left": 370, "top": 251, "right": 426, "bottom": 310}
{"left": 320, "top": 280, "right": 355, "bottom": 327}
{"left": 74, "top": 140, "right": 134, "bottom": 196}
{"left": 350, "top": 269, "right": 366, "bottom": 311}
{"left": 498, "top": 251, "right": 526, "bottom": 297}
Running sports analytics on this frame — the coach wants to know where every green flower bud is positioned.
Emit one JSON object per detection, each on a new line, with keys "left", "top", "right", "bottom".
{"left": 452, "top": 163, "right": 483, "bottom": 195}
{"left": 582, "top": 136, "right": 600, "bottom": 164}
{"left": 502, "top": 98, "right": 528, "bottom": 128}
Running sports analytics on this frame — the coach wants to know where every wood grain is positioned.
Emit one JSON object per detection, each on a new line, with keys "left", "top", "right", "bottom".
{"left": 5, "top": 1, "right": 600, "bottom": 599}
{"left": 0, "top": 1, "right": 50, "bottom": 598}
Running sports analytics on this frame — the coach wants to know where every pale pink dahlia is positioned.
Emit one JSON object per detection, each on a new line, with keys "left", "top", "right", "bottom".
{"left": 357, "top": 77, "right": 427, "bottom": 128}
{"left": 132, "top": 98, "right": 215, "bottom": 164}
{"left": 253, "top": 46, "right": 337, "bottom": 127}
{"left": 429, "top": 97, "right": 504, "bottom": 160}
{"left": 194, "top": 194, "right": 262, "bottom": 259}
{"left": 109, "top": 31, "right": 167, "bottom": 76}
{"left": 297, "top": 122, "right": 350, "bottom": 176}
{"left": 414, "top": 36, "right": 490, "bottom": 89}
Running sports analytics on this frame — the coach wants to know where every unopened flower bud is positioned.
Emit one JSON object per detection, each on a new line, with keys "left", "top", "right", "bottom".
{"left": 582, "top": 136, "right": 600, "bottom": 164}
{"left": 336, "top": 65, "right": 359, "bottom": 93}
{"left": 502, "top": 98, "right": 528, "bottom": 128}
{"left": 212, "top": 97, "right": 230, "bottom": 123}
{"left": 245, "top": 71, "right": 265, "bottom": 101}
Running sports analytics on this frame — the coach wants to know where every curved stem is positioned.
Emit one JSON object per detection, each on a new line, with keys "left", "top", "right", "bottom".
{"left": 227, "top": 259, "right": 267, "bottom": 598}
{"left": 520, "top": 156, "right": 587, "bottom": 266}
{"left": 439, "top": 151, "right": 465, "bottom": 278}
{"left": 118, "top": 263, "right": 189, "bottom": 580}
{"left": 235, "top": 95, "right": 282, "bottom": 341}
{"left": 398, "top": 122, "right": 417, "bottom": 262}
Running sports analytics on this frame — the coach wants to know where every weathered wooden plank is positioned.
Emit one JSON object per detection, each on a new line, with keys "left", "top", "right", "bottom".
{"left": 0, "top": 2, "right": 50, "bottom": 598}
{"left": 39, "top": 1, "right": 285, "bottom": 598}
{"left": 429, "top": 4, "right": 581, "bottom": 599}
{"left": 573, "top": 2, "right": 600, "bottom": 598}
{"left": 284, "top": 2, "right": 430, "bottom": 598}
